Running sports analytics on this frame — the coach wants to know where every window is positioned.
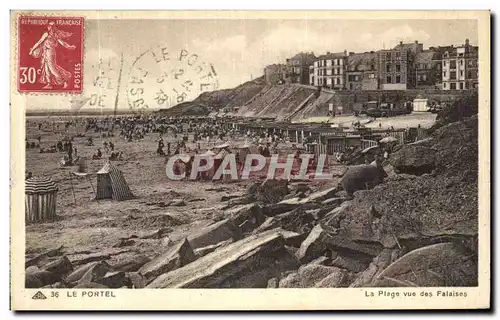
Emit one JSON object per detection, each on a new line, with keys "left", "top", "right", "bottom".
{"left": 450, "top": 71, "right": 457, "bottom": 80}
{"left": 460, "top": 70, "right": 464, "bottom": 77}
{"left": 450, "top": 83, "right": 456, "bottom": 90}
{"left": 336, "top": 78, "right": 340, "bottom": 85}
{"left": 386, "top": 76, "right": 392, "bottom": 84}
{"left": 450, "top": 60, "right": 457, "bottom": 69}
{"left": 333, "top": 68, "right": 337, "bottom": 75}
{"left": 386, "top": 53, "right": 391, "bottom": 60}
{"left": 396, "top": 64, "right": 401, "bottom": 72}
{"left": 443, "top": 83, "right": 447, "bottom": 89}
{"left": 460, "top": 82, "right": 464, "bottom": 90}
{"left": 386, "top": 64, "right": 391, "bottom": 72}
{"left": 460, "top": 60, "right": 464, "bottom": 66}
{"left": 326, "top": 69, "right": 332, "bottom": 76}
{"left": 350, "top": 83, "right": 354, "bottom": 90}
{"left": 444, "top": 51, "right": 449, "bottom": 58}
{"left": 427, "top": 63, "right": 432, "bottom": 69}
{"left": 396, "top": 75, "right": 401, "bottom": 83}
{"left": 458, "top": 53, "right": 464, "bottom": 57}
{"left": 465, "top": 82, "right": 469, "bottom": 89}
{"left": 370, "top": 64, "right": 375, "bottom": 70}
{"left": 443, "top": 71, "right": 447, "bottom": 77}
{"left": 422, "top": 74, "right": 427, "bottom": 81}
{"left": 443, "top": 61, "right": 446, "bottom": 66}
{"left": 355, "top": 75, "right": 360, "bottom": 81}
{"left": 396, "top": 52, "right": 401, "bottom": 59}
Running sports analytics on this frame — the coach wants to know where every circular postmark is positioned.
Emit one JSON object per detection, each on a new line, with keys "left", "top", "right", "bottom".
{"left": 126, "top": 44, "right": 219, "bottom": 111}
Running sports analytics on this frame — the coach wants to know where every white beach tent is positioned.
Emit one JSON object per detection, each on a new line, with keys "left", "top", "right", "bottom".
{"left": 95, "top": 162, "right": 134, "bottom": 201}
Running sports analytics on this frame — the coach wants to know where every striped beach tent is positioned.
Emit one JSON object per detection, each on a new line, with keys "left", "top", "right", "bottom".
{"left": 25, "top": 177, "right": 58, "bottom": 223}
{"left": 95, "top": 162, "right": 134, "bottom": 201}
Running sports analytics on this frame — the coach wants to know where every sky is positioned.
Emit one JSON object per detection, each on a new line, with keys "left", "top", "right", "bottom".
{"left": 24, "top": 18, "right": 478, "bottom": 110}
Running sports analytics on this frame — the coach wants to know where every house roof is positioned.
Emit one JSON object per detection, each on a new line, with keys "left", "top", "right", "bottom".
{"left": 415, "top": 50, "right": 435, "bottom": 64}
{"left": 317, "top": 52, "right": 346, "bottom": 60}
{"left": 346, "top": 52, "right": 377, "bottom": 70}
{"left": 288, "top": 52, "right": 316, "bottom": 63}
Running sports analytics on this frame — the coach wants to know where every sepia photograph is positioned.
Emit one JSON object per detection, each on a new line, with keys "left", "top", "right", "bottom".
{"left": 10, "top": 10, "right": 490, "bottom": 310}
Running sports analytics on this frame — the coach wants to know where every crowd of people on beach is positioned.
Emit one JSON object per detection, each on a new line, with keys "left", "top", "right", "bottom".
{"left": 26, "top": 114, "right": 300, "bottom": 174}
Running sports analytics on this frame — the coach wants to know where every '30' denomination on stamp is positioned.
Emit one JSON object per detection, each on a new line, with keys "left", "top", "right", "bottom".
{"left": 17, "top": 16, "right": 84, "bottom": 93}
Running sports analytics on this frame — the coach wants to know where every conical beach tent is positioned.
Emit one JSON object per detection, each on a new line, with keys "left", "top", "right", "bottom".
{"left": 95, "top": 162, "right": 134, "bottom": 201}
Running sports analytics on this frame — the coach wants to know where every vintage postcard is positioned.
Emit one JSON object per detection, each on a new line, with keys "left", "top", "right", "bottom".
{"left": 10, "top": 10, "right": 490, "bottom": 310}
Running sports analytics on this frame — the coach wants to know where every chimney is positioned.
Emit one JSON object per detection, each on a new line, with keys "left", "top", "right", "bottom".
{"left": 349, "top": 52, "right": 355, "bottom": 56}
{"left": 415, "top": 40, "right": 418, "bottom": 44}
{"left": 344, "top": 49, "right": 347, "bottom": 56}
{"left": 465, "top": 38, "right": 470, "bottom": 46}
{"left": 400, "top": 41, "right": 403, "bottom": 45}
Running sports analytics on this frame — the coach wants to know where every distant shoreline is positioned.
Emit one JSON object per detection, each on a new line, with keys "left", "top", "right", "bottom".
{"left": 25, "top": 108, "right": 158, "bottom": 117}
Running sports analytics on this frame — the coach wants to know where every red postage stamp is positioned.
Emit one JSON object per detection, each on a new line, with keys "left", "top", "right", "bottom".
{"left": 17, "top": 16, "right": 84, "bottom": 93}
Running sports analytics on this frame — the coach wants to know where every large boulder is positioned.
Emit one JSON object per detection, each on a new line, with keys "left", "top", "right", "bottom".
{"left": 111, "top": 254, "right": 151, "bottom": 272}
{"left": 372, "top": 242, "right": 477, "bottom": 287}
{"left": 193, "top": 239, "right": 233, "bottom": 259}
{"left": 42, "top": 256, "right": 73, "bottom": 279}
{"left": 248, "top": 179, "right": 289, "bottom": 204}
{"left": 340, "top": 163, "right": 387, "bottom": 198}
{"left": 278, "top": 264, "right": 350, "bottom": 288}
{"left": 138, "top": 238, "right": 196, "bottom": 281}
{"left": 26, "top": 270, "right": 59, "bottom": 288}
{"left": 302, "top": 187, "right": 338, "bottom": 203}
{"left": 253, "top": 206, "right": 315, "bottom": 234}
{"left": 278, "top": 272, "right": 302, "bottom": 288}
{"left": 296, "top": 223, "right": 383, "bottom": 264}
{"left": 389, "top": 145, "right": 436, "bottom": 175}
{"left": 225, "top": 203, "right": 265, "bottom": 233}
{"left": 295, "top": 224, "right": 331, "bottom": 263}
{"left": 77, "top": 261, "right": 112, "bottom": 287}
{"left": 147, "top": 229, "right": 299, "bottom": 288}
{"left": 187, "top": 219, "right": 241, "bottom": 249}
{"left": 98, "top": 271, "right": 129, "bottom": 288}
{"left": 126, "top": 272, "right": 147, "bottom": 289}
{"left": 314, "top": 269, "right": 351, "bottom": 288}
{"left": 349, "top": 248, "right": 402, "bottom": 287}
{"left": 65, "top": 261, "right": 101, "bottom": 284}
{"left": 330, "top": 255, "right": 371, "bottom": 273}
{"left": 261, "top": 202, "right": 300, "bottom": 217}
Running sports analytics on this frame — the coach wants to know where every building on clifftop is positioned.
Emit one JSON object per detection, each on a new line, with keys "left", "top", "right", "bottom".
{"left": 264, "top": 64, "right": 286, "bottom": 85}
{"left": 310, "top": 51, "right": 348, "bottom": 90}
{"left": 377, "top": 40, "right": 423, "bottom": 90}
{"left": 441, "top": 39, "right": 478, "bottom": 90}
{"left": 345, "top": 51, "right": 378, "bottom": 90}
{"left": 285, "top": 52, "right": 316, "bottom": 85}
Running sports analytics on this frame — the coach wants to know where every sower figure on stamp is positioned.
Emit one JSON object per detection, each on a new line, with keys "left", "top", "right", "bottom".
{"left": 29, "top": 21, "right": 76, "bottom": 89}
